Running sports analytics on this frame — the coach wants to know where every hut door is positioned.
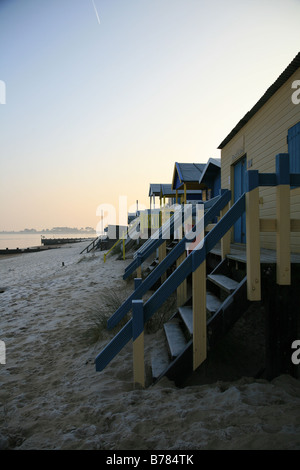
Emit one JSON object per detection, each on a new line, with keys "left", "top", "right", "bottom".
{"left": 233, "top": 156, "right": 247, "bottom": 243}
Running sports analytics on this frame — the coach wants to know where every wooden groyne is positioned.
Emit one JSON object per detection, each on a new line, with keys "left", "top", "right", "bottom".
{"left": 41, "top": 237, "right": 94, "bottom": 246}
{"left": 0, "top": 246, "right": 59, "bottom": 256}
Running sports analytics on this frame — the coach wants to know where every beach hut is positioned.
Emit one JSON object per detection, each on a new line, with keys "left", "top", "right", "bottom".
{"left": 171, "top": 162, "right": 206, "bottom": 203}
{"left": 148, "top": 184, "right": 161, "bottom": 210}
{"left": 95, "top": 53, "right": 300, "bottom": 388}
{"left": 198, "top": 158, "right": 221, "bottom": 201}
{"left": 218, "top": 53, "right": 300, "bottom": 248}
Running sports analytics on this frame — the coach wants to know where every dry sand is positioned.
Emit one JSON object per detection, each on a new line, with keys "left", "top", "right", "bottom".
{"left": 0, "top": 242, "right": 299, "bottom": 451}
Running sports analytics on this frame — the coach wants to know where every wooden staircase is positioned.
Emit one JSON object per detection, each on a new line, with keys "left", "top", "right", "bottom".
{"left": 80, "top": 235, "right": 102, "bottom": 254}
{"left": 151, "top": 254, "right": 250, "bottom": 386}
{"left": 145, "top": 239, "right": 179, "bottom": 276}
{"left": 95, "top": 154, "right": 300, "bottom": 387}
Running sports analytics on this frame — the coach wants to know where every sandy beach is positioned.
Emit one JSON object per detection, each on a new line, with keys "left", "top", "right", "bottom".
{"left": 0, "top": 242, "right": 299, "bottom": 451}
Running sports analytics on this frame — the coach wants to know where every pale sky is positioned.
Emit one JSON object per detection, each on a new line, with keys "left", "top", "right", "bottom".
{"left": 1, "top": 0, "right": 300, "bottom": 231}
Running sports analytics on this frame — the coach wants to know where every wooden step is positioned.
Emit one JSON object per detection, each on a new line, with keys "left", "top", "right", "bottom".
{"left": 206, "top": 291, "right": 222, "bottom": 315}
{"left": 207, "top": 274, "right": 239, "bottom": 293}
{"left": 148, "top": 264, "right": 157, "bottom": 272}
{"left": 179, "top": 293, "right": 222, "bottom": 330}
{"left": 164, "top": 319, "right": 187, "bottom": 359}
{"left": 147, "top": 259, "right": 159, "bottom": 272}
{"left": 178, "top": 306, "right": 193, "bottom": 335}
{"left": 151, "top": 347, "right": 170, "bottom": 380}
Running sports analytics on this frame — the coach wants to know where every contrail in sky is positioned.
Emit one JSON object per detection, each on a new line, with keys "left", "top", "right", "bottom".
{"left": 92, "top": 0, "right": 100, "bottom": 24}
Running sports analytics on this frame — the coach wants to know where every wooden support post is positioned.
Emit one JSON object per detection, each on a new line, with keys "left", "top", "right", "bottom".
{"left": 192, "top": 260, "right": 207, "bottom": 370}
{"left": 184, "top": 183, "right": 187, "bottom": 205}
{"left": 132, "top": 299, "right": 145, "bottom": 388}
{"left": 176, "top": 251, "right": 187, "bottom": 307}
{"left": 134, "top": 277, "right": 142, "bottom": 290}
{"left": 276, "top": 153, "right": 291, "bottom": 285}
{"left": 176, "top": 189, "right": 178, "bottom": 204}
{"left": 220, "top": 202, "right": 231, "bottom": 259}
{"left": 159, "top": 241, "right": 167, "bottom": 283}
{"left": 246, "top": 170, "right": 261, "bottom": 301}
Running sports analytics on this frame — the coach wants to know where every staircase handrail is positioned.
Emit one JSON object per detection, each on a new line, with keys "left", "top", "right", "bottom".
{"left": 95, "top": 192, "right": 245, "bottom": 371}
{"left": 123, "top": 195, "right": 221, "bottom": 280}
{"left": 103, "top": 217, "right": 141, "bottom": 262}
{"left": 123, "top": 212, "right": 177, "bottom": 279}
{"left": 80, "top": 235, "right": 102, "bottom": 254}
{"left": 103, "top": 235, "right": 123, "bottom": 263}
{"left": 107, "top": 191, "right": 231, "bottom": 329}
{"left": 143, "top": 193, "right": 245, "bottom": 320}
{"left": 132, "top": 196, "right": 220, "bottom": 259}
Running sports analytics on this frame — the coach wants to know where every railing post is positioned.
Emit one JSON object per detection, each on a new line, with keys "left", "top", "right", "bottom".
{"left": 192, "top": 260, "right": 207, "bottom": 370}
{"left": 132, "top": 277, "right": 144, "bottom": 388}
{"left": 158, "top": 241, "right": 167, "bottom": 283}
{"left": 246, "top": 170, "right": 261, "bottom": 301}
{"left": 276, "top": 153, "right": 291, "bottom": 285}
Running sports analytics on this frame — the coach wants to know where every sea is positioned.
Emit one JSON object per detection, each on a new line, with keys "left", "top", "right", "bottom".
{"left": 0, "top": 233, "right": 97, "bottom": 250}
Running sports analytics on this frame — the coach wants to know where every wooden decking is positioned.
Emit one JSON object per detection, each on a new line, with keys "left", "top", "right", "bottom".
{"left": 210, "top": 243, "right": 300, "bottom": 264}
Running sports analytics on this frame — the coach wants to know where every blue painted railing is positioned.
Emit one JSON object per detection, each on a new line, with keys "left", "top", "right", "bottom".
{"left": 123, "top": 196, "right": 221, "bottom": 280}
{"left": 143, "top": 194, "right": 245, "bottom": 322}
{"left": 95, "top": 153, "right": 300, "bottom": 374}
{"left": 107, "top": 190, "right": 231, "bottom": 330}
{"left": 95, "top": 190, "right": 243, "bottom": 372}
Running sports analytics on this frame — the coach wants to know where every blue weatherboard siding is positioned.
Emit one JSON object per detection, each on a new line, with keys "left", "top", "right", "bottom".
{"left": 233, "top": 156, "right": 247, "bottom": 243}
{"left": 213, "top": 174, "right": 221, "bottom": 198}
{"left": 95, "top": 156, "right": 300, "bottom": 374}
